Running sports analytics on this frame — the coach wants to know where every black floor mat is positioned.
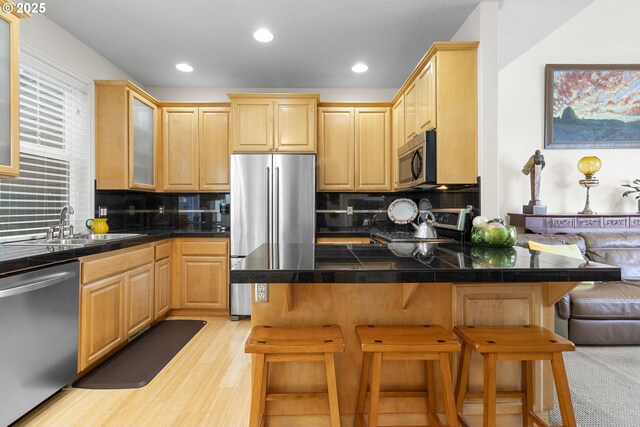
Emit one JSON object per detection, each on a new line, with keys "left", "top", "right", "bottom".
{"left": 74, "top": 319, "right": 207, "bottom": 389}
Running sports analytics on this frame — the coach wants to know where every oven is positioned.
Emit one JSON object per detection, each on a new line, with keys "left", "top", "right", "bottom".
{"left": 397, "top": 131, "right": 436, "bottom": 190}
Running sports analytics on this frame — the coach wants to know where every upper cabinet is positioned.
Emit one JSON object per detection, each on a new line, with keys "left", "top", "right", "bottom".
{"left": 161, "top": 105, "right": 230, "bottom": 192}
{"left": 391, "top": 97, "right": 405, "bottom": 190}
{"left": 416, "top": 56, "right": 437, "bottom": 133}
{"left": 0, "top": 3, "right": 26, "bottom": 178}
{"left": 95, "top": 81, "right": 158, "bottom": 190}
{"left": 229, "top": 94, "right": 318, "bottom": 153}
{"left": 318, "top": 105, "right": 390, "bottom": 192}
{"left": 394, "top": 42, "right": 478, "bottom": 184}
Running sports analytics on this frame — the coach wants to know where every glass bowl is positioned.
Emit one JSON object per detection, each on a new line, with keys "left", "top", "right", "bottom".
{"left": 471, "top": 246, "right": 518, "bottom": 268}
{"left": 471, "top": 225, "right": 517, "bottom": 248}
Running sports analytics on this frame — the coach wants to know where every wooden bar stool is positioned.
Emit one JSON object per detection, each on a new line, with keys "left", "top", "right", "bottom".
{"left": 244, "top": 324, "right": 345, "bottom": 427}
{"left": 355, "top": 324, "right": 461, "bottom": 427}
{"left": 453, "top": 325, "right": 576, "bottom": 427}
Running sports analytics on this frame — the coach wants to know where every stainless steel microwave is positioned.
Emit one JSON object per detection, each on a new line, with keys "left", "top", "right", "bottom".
{"left": 397, "top": 131, "right": 436, "bottom": 189}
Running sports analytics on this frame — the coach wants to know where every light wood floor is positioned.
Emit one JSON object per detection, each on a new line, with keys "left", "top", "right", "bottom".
{"left": 15, "top": 317, "right": 253, "bottom": 427}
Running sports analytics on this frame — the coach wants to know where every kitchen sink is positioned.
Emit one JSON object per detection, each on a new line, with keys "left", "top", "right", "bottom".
{"left": 3, "top": 233, "right": 143, "bottom": 247}
{"left": 74, "top": 233, "right": 142, "bottom": 241}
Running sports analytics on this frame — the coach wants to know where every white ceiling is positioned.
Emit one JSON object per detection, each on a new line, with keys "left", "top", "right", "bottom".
{"left": 42, "top": 0, "right": 484, "bottom": 89}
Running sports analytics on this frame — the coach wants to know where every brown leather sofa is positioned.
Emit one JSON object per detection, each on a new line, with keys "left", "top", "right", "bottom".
{"left": 518, "top": 232, "right": 640, "bottom": 345}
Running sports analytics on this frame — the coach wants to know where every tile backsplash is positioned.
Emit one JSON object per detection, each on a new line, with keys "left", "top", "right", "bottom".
{"left": 316, "top": 187, "right": 480, "bottom": 232}
{"left": 94, "top": 190, "right": 229, "bottom": 232}
{"left": 95, "top": 185, "right": 479, "bottom": 234}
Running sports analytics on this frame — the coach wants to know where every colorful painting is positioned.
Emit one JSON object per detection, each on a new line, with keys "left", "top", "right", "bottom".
{"left": 545, "top": 64, "right": 640, "bottom": 149}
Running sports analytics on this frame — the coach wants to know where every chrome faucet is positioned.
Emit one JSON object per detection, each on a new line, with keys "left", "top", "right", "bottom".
{"left": 57, "top": 205, "right": 74, "bottom": 239}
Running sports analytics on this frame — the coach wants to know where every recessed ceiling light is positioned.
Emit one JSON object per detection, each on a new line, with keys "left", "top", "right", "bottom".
{"left": 175, "top": 63, "right": 194, "bottom": 73}
{"left": 253, "top": 28, "right": 274, "bottom": 43}
{"left": 352, "top": 63, "right": 369, "bottom": 73}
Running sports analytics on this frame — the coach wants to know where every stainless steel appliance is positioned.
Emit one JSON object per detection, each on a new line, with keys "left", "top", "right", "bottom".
{"left": 373, "top": 208, "right": 471, "bottom": 244}
{"left": 397, "top": 131, "right": 436, "bottom": 189}
{"left": 230, "top": 154, "right": 316, "bottom": 319}
{"left": 0, "top": 261, "right": 79, "bottom": 426}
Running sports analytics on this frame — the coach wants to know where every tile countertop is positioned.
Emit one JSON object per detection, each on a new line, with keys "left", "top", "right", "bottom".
{"left": 0, "top": 228, "right": 230, "bottom": 277}
{"left": 230, "top": 242, "right": 622, "bottom": 284}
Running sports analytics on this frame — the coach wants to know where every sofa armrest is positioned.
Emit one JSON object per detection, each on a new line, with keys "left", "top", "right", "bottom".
{"left": 556, "top": 294, "right": 571, "bottom": 319}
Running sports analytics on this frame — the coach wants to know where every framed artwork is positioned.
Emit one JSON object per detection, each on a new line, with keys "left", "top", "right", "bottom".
{"left": 545, "top": 64, "right": 640, "bottom": 149}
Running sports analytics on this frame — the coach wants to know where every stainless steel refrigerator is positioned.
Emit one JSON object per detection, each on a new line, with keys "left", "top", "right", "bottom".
{"left": 230, "top": 154, "right": 316, "bottom": 318}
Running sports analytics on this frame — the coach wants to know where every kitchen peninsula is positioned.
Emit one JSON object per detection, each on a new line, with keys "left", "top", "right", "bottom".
{"left": 231, "top": 242, "right": 620, "bottom": 427}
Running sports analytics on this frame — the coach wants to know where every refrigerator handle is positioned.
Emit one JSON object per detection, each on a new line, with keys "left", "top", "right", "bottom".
{"left": 266, "top": 166, "right": 271, "bottom": 246}
{"left": 275, "top": 167, "right": 280, "bottom": 244}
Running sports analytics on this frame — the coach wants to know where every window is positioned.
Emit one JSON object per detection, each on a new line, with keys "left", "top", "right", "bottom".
{"left": 0, "top": 51, "right": 91, "bottom": 240}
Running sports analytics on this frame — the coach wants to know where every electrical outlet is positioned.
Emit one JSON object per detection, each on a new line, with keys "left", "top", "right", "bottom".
{"left": 255, "top": 283, "right": 269, "bottom": 302}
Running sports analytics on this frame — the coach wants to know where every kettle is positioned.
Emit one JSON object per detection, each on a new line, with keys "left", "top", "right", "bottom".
{"left": 411, "top": 211, "right": 438, "bottom": 239}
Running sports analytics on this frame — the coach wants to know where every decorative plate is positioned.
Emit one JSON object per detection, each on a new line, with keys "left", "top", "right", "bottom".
{"left": 387, "top": 198, "right": 418, "bottom": 224}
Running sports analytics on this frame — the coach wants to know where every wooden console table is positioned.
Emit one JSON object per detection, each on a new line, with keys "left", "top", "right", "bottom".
{"left": 509, "top": 213, "right": 640, "bottom": 234}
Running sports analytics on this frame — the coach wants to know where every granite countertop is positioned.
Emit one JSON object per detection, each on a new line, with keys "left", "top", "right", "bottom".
{"left": 0, "top": 228, "right": 229, "bottom": 277}
{"left": 230, "top": 242, "right": 621, "bottom": 284}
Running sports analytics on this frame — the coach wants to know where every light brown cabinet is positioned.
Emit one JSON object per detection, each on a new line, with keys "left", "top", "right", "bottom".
{"left": 154, "top": 241, "right": 171, "bottom": 319}
{"left": 78, "top": 243, "right": 166, "bottom": 372}
{"left": 317, "top": 108, "right": 354, "bottom": 190}
{"left": 403, "top": 82, "right": 417, "bottom": 144}
{"left": 95, "top": 81, "right": 158, "bottom": 190}
{"left": 0, "top": 4, "right": 23, "bottom": 178}
{"left": 124, "top": 263, "right": 154, "bottom": 337}
{"left": 393, "top": 43, "right": 478, "bottom": 184}
{"left": 172, "top": 238, "right": 229, "bottom": 313}
{"left": 416, "top": 56, "right": 436, "bottom": 133}
{"left": 391, "top": 97, "right": 405, "bottom": 190}
{"left": 162, "top": 106, "right": 230, "bottom": 192}
{"left": 79, "top": 274, "right": 125, "bottom": 372}
{"left": 355, "top": 108, "right": 391, "bottom": 190}
{"left": 230, "top": 94, "right": 318, "bottom": 153}
{"left": 318, "top": 106, "right": 390, "bottom": 191}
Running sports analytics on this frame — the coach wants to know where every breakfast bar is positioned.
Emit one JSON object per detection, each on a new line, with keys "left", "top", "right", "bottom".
{"left": 231, "top": 242, "right": 620, "bottom": 427}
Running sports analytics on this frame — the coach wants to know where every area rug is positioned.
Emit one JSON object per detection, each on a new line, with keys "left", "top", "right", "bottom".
{"left": 74, "top": 319, "right": 206, "bottom": 389}
{"left": 549, "top": 345, "right": 640, "bottom": 427}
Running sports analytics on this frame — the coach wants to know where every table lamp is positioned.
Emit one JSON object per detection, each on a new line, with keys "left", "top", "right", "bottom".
{"left": 577, "top": 156, "right": 601, "bottom": 215}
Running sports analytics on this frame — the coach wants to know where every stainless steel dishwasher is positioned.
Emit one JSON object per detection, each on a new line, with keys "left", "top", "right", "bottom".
{"left": 0, "top": 261, "right": 79, "bottom": 426}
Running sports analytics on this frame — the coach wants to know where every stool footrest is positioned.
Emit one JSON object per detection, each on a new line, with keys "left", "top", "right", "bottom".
{"left": 266, "top": 392, "right": 328, "bottom": 401}
{"left": 465, "top": 390, "right": 526, "bottom": 400}
{"left": 379, "top": 390, "right": 429, "bottom": 398}
{"left": 265, "top": 353, "right": 325, "bottom": 362}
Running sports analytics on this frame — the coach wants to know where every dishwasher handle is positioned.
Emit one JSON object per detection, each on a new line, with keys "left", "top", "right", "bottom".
{"left": 0, "top": 271, "right": 76, "bottom": 299}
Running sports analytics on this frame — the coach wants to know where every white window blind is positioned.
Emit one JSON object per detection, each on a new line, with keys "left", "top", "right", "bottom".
{"left": 0, "top": 52, "right": 91, "bottom": 239}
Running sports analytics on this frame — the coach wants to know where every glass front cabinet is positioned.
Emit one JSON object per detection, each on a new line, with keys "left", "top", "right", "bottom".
{"left": 0, "top": 4, "right": 21, "bottom": 178}
{"left": 95, "top": 81, "right": 158, "bottom": 190}
{"left": 129, "top": 91, "right": 157, "bottom": 189}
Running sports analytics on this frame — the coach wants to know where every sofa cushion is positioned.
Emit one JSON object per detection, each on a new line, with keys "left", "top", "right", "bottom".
{"left": 570, "top": 281, "right": 640, "bottom": 319}
{"left": 584, "top": 248, "right": 640, "bottom": 283}
{"left": 517, "top": 234, "right": 587, "bottom": 255}
{"left": 580, "top": 232, "right": 640, "bottom": 249}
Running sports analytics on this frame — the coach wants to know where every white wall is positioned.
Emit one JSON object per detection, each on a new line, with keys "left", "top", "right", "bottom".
{"left": 147, "top": 87, "right": 397, "bottom": 103}
{"left": 498, "top": 0, "right": 640, "bottom": 218}
{"left": 18, "top": 14, "right": 136, "bottom": 230}
{"left": 451, "top": 2, "right": 500, "bottom": 217}
{"left": 20, "top": 14, "right": 135, "bottom": 82}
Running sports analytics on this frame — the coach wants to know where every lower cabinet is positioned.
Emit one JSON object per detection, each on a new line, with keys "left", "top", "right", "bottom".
{"left": 154, "top": 257, "right": 171, "bottom": 318}
{"left": 79, "top": 274, "right": 126, "bottom": 372}
{"left": 78, "top": 242, "right": 170, "bottom": 372}
{"left": 172, "top": 238, "right": 229, "bottom": 314}
{"left": 125, "top": 263, "right": 154, "bottom": 337}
